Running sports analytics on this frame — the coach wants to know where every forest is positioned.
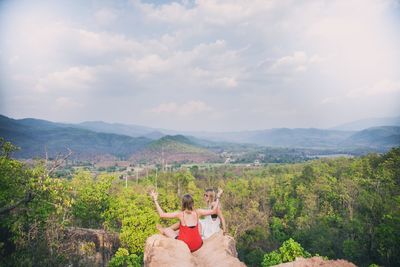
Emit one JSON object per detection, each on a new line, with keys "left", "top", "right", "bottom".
{"left": 0, "top": 138, "right": 399, "bottom": 267}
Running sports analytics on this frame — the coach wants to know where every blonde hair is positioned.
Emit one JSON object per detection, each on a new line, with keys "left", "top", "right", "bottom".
{"left": 205, "top": 188, "right": 216, "bottom": 207}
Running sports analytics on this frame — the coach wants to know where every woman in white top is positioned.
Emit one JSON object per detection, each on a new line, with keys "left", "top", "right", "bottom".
{"left": 200, "top": 188, "right": 226, "bottom": 239}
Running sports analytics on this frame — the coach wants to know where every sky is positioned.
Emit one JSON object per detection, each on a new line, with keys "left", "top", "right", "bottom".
{"left": 0, "top": 0, "right": 400, "bottom": 132}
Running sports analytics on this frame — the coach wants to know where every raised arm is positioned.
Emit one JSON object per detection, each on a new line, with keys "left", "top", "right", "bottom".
{"left": 197, "top": 188, "right": 223, "bottom": 216}
{"left": 217, "top": 204, "right": 227, "bottom": 234}
{"left": 150, "top": 190, "right": 179, "bottom": 219}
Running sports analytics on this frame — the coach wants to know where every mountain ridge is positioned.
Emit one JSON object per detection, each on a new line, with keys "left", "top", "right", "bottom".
{"left": 331, "top": 116, "right": 400, "bottom": 131}
{"left": 1, "top": 115, "right": 399, "bottom": 161}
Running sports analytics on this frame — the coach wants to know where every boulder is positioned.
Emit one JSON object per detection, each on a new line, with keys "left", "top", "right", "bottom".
{"left": 144, "top": 231, "right": 246, "bottom": 267}
{"left": 273, "top": 256, "right": 357, "bottom": 267}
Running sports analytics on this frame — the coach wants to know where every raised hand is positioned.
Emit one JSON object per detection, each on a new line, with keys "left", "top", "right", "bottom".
{"left": 217, "top": 188, "right": 223, "bottom": 198}
{"left": 149, "top": 189, "right": 158, "bottom": 201}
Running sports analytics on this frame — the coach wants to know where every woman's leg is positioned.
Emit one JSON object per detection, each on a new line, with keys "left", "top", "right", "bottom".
{"left": 170, "top": 222, "right": 180, "bottom": 231}
{"left": 156, "top": 224, "right": 178, "bottom": 238}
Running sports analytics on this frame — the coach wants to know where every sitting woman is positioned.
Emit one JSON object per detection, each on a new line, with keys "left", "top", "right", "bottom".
{"left": 150, "top": 189, "right": 223, "bottom": 252}
{"left": 201, "top": 188, "right": 226, "bottom": 239}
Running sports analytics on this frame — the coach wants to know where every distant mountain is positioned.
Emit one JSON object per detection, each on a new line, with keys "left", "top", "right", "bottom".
{"left": 0, "top": 115, "right": 152, "bottom": 159}
{"left": 76, "top": 121, "right": 165, "bottom": 139}
{"left": 343, "top": 126, "right": 400, "bottom": 148}
{"left": 1, "top": 115, "right": 399, "bottom": 162}
{"left": 332, "top": 116, "right": 400, "bottom": 131}
{"left": 130, "top": 135, "right": 220, "bottom": 164}
{"left": 188, "top": 127, "right": 400, "bottom": 149}
{"left": 17, "top": 117, "right": 69, "bottom": 129}
{"left": 189, "top": 128, "right": 355, "bottom": 148}
{"left": 243, "top": 128, "right": 354, "bottom": 148}
{"left": 0, "top": 115, "right": 220, "bottom": 162}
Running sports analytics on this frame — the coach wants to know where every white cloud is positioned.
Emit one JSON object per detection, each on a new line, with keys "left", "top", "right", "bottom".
{"left": 1, "top": 0, "right": 400, "bottom": 130}
{"left": 35, "top": 66, "right": 97, "bottom": 93}
{"left": 137, "top": 0, "right": 277, "bottom": 26}
{"left": 320, "top": 97, "right": 339, "bottom": 104}
{"left": 94, "top": 8, "right": 118, "bottom": 25}
{"left": 215, "top": 77, "right": 238, "bottom": 89}
{"left": 148, "top": 100, "right": 213, "bottom": 117}
{"left": 267, "top": 51, "right": 322, "bottom": 74}
{"left": 348, "top": 79, "right": 400, "bottom": 98}
{"left": 76, "top": 29, "right": 145, "bottom": 56}
{"left": 366, "top": 79, "right": 400, "bottom": 96}
{"left": 122, "top": 54, "right": 170, "bottom": 76}
{"left": 138, "top": 1, "right": 196, "bottom": 24}
{"left": 55, "top": 97, "right": 83, "bottom": 110}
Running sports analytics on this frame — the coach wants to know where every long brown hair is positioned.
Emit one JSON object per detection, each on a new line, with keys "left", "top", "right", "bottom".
{"left": 181, "top": 194, "right": 194, "bottom": 211}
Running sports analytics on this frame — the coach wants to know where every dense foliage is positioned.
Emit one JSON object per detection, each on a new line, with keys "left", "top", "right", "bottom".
{"left": 0, "top": 138, "right": 399, "bottom": 266}
{"left": 261, "top": 238, "right": 312, "bottom": 267}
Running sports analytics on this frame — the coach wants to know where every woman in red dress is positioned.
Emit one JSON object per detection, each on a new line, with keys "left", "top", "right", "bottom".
{"left": 150, "top": 189, "right": 223, "bottom": 252}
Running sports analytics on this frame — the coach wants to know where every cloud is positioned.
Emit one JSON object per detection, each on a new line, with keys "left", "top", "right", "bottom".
{"left": 94, "top": 8, "right": 118, "bottom": 25}
{"left": 1, "top": 0, "right": 399, "bottom": 130}
{"left": 267, "top": 51, "right": 323, "bottom": 74}
{"left": 214, "top": 76, "right": 238, "bottom": 89}
{"left": 366, "top": 79, "right": 400, "bottom": 96}
{"left": 347, "top": 79, "right": 400, "bottom": 98}
{"left": 55, "top": 97, "right": 83, "bottom": 110}
{"left": 148, "top": 100, "right": 213, "bottom": 117}
{"left": 121, "top": 54, "right": 170, "bottom": 77}
{"left": 138, "top": 1, "right": 196, "bottom": 24}
{"left": 35, "top": 66, "right": 97, "bottom": 93}
{"left": 137, "top": 0, "right": 277, "bottom": 26}
{"left": 321, "top": 97, "right": 339, "bottom": 104}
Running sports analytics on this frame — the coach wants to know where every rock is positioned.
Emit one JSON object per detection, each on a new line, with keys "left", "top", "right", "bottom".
{"left": 272, "top": 256, "right": 357, "bottom": 267}
{"left": 144, "top": 231, "right": 246, "bottom": 267}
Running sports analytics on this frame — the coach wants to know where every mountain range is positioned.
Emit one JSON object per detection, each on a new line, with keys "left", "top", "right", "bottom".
{"left": 331, "top": 116, "right": 400, "bottom": 131}
{"left": 0, "top": 114, "right": 399, "bottom": 162}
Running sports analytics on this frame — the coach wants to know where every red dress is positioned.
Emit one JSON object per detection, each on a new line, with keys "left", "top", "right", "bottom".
{"left": 177, "top": 211, "right": 203, "bottom": 252}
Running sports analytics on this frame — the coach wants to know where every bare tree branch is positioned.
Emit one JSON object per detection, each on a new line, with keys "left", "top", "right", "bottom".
{"left": 0, "top": 192, "right": 34, "bottom": 215}
{"left": 47, "top": 148, "right": 72, "bottom": 176}
{"left": 45, "top": 145, "right": 49, "bottom": 166}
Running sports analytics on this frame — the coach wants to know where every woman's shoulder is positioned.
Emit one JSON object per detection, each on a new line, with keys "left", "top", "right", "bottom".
{"left": 173, "top": 211, "right": 183, "bottom": 218}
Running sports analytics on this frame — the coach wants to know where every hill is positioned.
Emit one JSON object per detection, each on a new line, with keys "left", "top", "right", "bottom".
{"left": 1, "top": 115, "right": 399, "bottom": 161}
{"left": 343, "top": 126, "right": 400, "bottom": 148}
{"left": 130, "top": 135, "right": 220, "bottom": 164}
{"left": 76, "top": 121, "right": 164, "bottom": 139}
{"left": 0, "top": 115, "right": 152, "bottom": 159}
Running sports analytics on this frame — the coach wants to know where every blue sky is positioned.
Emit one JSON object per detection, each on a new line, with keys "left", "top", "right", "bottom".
{"left": 1, "top": 0, "right": 400, "bottom": 131}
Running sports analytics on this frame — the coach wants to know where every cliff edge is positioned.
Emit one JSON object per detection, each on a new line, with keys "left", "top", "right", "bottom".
{"left": 144, "top": 231, "right": 246, "bottom": 267}
{"left": 273, "top": 256, "right": 356, "bottom": 267}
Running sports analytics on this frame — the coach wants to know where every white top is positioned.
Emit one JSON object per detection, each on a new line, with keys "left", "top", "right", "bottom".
{"left": 200, "top": 214, "right": 221, "bottom": 239}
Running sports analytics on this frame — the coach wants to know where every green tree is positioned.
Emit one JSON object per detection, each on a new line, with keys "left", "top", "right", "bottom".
{"left": 262, "top": 238, "right": 312, "bottom": 267}
{"left": 71, "top": 172, "right": 114, "bottom": 228}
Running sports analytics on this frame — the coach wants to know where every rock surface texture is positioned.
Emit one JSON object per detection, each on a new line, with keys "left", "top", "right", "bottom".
{"left": 144, "top": 231, "right": 246, "bottom": 267}
{"left": 273, "top": 256, "right": 357, "bottom": 267}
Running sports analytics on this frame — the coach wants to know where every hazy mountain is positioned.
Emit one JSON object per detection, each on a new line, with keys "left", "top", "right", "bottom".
{"left": 332, "top": 116, "right": 400, "bottom": 131}
{"left": 0, "top": 116, "right": 219, "bottom": 162}
{"left": 1, "top": 115, "right": 399, "bottom": 161}
{"left": 76, "top": 121, "right": 165, "bottom": 139}
{"left": 343, "top": 126, "right": 400, "bottom": 148}
{"left": 188, "top": 128, "right": 355, "bottom": 148}
{"left": 0, "top": 115, "right": 152, "bottom": 159}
